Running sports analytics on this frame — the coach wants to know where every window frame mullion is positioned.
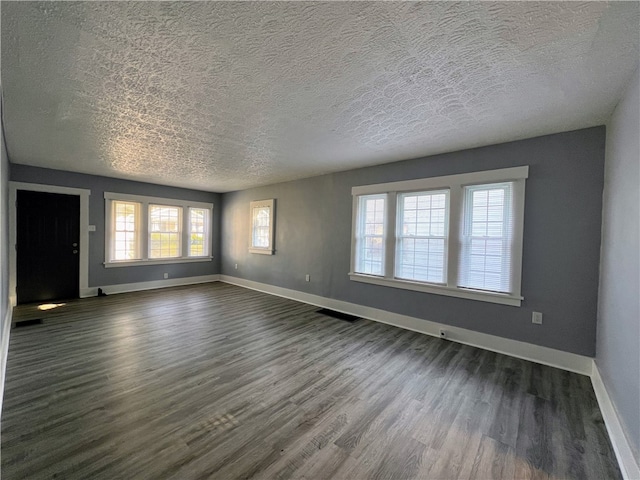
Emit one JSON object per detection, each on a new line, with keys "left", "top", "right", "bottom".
{"left": 183, "top": 207, "right": 190, "bottom": 257}
{"left": 446, "top": 185, "right": 462, "bottom": 289}
{"left": 141, "top": 201, "right": 149, "bottom": 261}
{"left": 384, "top": 192, "right": 396, "bottom": 280}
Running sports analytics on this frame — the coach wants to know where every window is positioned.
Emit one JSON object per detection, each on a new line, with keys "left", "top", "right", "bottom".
{"left": 396, "top": 190, "right": 448, "bottom": 284}
{"left": 188, "top": 208, "right": 209, "bottom": 257}
{"left": 354, "top": 194, "right": 386, "bottom": 275}
{"left": 459, "top": 183, "right": 513, "bottom": 293}
{"left": 149, "top": 205, "right": 181, "bottom": 258}
{"left": 112, "top": 200, "right": 140, "bottom": 261}
{"left": 249, "top": 199, "right": 275, "bottom": 254}
{"left": 350, "top": 166, "right": 528, "bottom": 306}
{"left": 105, "top": 192, "right": 213, "bottom": 267}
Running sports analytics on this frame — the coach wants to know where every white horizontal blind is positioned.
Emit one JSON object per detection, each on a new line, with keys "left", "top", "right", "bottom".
{"left": 395, "top": 190, "right": 448, "bottom": 284}
{"left": 355, "top": 194, "right": 386, "bottom": 276}
{"left": 459, "top": 182, "right": 513, "bottom": 293}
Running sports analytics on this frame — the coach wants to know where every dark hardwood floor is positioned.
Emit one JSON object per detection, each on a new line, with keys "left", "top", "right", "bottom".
{"left": 2, "top": 282, "right": 621, "bottom": 479}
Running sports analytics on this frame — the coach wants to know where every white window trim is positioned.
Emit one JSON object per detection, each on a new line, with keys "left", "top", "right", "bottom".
{"left": 104, "top": 192, "right": 213, "bottom": 267}
{"left": 249, "top": 199, "right": 275, "bottom": 255}
{"left": 349, "top": 166, "right": 528, "bottom": 307}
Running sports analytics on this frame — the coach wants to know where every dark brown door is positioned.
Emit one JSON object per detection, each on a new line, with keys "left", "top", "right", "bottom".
{"left": 16, "top": 190, "right": 80, "bottom": 304}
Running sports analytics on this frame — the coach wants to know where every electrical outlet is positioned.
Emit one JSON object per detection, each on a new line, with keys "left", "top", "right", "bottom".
{"left": 532, "top": 312, "right": 543, "bottom": 324}
{"left": 305, "top": 274, "right": 310, "bottom": 282}
{"left": 163, "top": 273, "right": 169, "bottom": 279}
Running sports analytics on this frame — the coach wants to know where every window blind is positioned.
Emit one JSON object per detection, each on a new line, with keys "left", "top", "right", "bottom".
{"left": 459, "top": 183, "right": 513, "bottom": 293}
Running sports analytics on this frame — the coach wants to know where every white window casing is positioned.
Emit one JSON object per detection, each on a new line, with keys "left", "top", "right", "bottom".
{"left": 104, "top": 192, "right": 213, "bottom": 267}
{"left": 350, "top": 166, "right": 528, "bottom": 306}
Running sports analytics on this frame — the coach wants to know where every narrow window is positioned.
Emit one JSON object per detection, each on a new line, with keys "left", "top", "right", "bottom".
{"left": 459, "top": 183, "right": 513, "bottom": 293}
{"left": 112, "top": 200, "right": 140, "bottom": 260}
{"left": 249, "top": 199, "right": 275, "bottom": 254}
{"left": 149, "top": 205, "right": 182, "bottom": 258}
{"left": 396, "top": 190, "right": 449, "bottom": 284}
{"left": 188, "top": 207, "right": 209, "bottom": 257}
{"left": 354, "top": 194, "right": 386, "bottom": 276}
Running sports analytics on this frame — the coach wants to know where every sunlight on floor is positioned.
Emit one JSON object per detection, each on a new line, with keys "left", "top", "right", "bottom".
{"left": 37, "top": 303, "right": 66, "bottom": 311}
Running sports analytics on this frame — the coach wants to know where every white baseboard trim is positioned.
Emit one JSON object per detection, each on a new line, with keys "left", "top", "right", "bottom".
{"left": 219, "top": 275, "right": 593, "bottom": 376}
{"left": 592, "top": 362, "right": 640, "bottom": 480}
{"left": 0, "top": 303, "right": 13, "bottom": 416}
{"left": 80, "top": 274, "right": 221, "bottom": 298}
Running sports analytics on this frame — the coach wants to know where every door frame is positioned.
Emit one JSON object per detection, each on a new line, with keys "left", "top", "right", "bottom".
{"left": 9, "top": 182, "right": 90, "bottom": 306}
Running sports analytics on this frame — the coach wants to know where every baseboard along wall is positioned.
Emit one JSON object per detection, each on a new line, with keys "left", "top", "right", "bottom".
{"left": 591, "top": 363, "right": 640, "bottom": 480}
{"left": 219, "top": 275, "right": 593, "bottom": 376}
{"left": 80, "top": 274, "right": 221, "bottom": 298}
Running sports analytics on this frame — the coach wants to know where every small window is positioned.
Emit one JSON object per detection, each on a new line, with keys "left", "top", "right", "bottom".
{"left": 250, "top": 199, "right": 275, "bottom": 254}
{"left": 188, "top": 207, "right": 209, "bottom": 257}
{"left": 149, "top": 205, "right": 182, "bottom": 258}
{"left": 112, "top": 200, "right": 141, "bottom": 261}
{"left": 396, "top": 190, "right": 449, "bottom": 284}
{"left": 354, "top": 194, "right": 386, "bottom": 276}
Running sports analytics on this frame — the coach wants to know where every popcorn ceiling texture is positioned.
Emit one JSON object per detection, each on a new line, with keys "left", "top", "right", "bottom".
{"left": 1, "top": 2, "right": 639, "bottom": 192}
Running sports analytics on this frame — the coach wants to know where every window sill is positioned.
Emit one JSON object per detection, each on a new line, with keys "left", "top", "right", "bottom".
{"left": 104, "top": 257, "right": 213, "bottom": 268}
{"left": 249, "top": 248, "right": 274, "bottom": 255}
{"left": 349, "top": 273, "right": 523, "bottom": 307}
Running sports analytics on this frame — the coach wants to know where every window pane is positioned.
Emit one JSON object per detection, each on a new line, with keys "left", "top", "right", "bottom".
{"left": 459, "top": 184, "right": 513, "bottom": 293}
{"left": 112, "top": 201, "right": 140, "bottom": 260}
{"left": 252, "top": 206, "right": 271, "bottom": 248}
{"left": 355, "top": 194, "right": 385, "bottom": 275}
{"left": 149, "top": 205, "right": 182, "bottom": 258}
{"left": 395, "top": 190, "right": 448, "bottom": 284}
{"left": 189, "top": 208, "right": 209, "bottom": 257}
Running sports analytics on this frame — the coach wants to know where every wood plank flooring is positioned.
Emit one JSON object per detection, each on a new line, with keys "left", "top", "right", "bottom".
{"left": 2, "top": 282, "right": 621, "bottom": 479}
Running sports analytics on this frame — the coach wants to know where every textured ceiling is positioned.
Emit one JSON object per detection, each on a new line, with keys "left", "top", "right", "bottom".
{"left": 2, "top": 2, "right": 639, "bottom": 192}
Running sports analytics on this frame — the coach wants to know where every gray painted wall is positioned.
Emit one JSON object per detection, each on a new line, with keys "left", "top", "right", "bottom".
{"left": 1, "top": 104, "right": 9, "bottom": 329}
{"left": 10, "top": 165, "right": 221, "bottom": 289}
{"left": 222, "top": 127, "right": 606, "bottom": 357}
{"left": 597, "top": 68, "right": 640, "bottom": 462}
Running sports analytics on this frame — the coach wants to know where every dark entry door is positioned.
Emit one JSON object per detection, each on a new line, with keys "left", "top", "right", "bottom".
{"left": 16, "top": 190, "right": 80, "bottom": 304}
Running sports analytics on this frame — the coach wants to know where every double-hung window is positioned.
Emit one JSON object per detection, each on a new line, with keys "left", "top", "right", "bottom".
{"left": 105, "top": 192, "right": 213, "bottom": 267}
{"left": 249, "top": 199, "right": 275, "bottom": 254}
{"left": 354, "top": 194, "right": 386, "bottom": 275}
{"left": 396, "top": 190, "right": 449, "bottom": 284}
{"left": 112, "top": 200, "right": 140, "bottom": 261}
{"left": 149, "top": 205, "right": 182, "bottom": 258}
{"left": 350, "top": 167, "right": 528, "bottom": 306}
